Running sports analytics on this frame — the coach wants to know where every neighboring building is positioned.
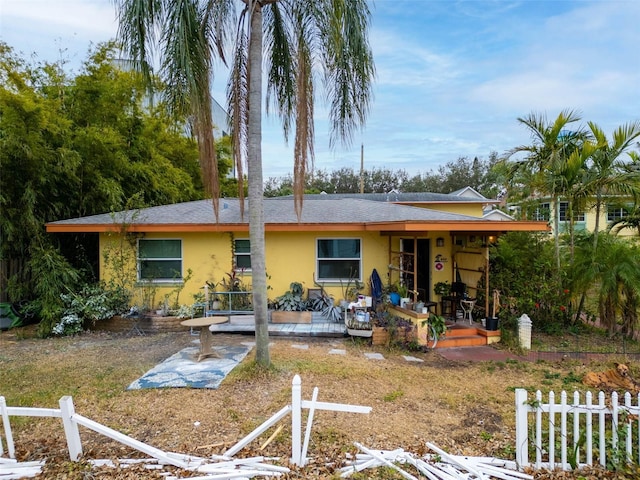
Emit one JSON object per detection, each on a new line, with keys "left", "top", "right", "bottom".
{"left": 46, "top": 192, "right": 548, "bottom": 317}
{"left": 518, "top": 197, "right": 637, "bottom": 237}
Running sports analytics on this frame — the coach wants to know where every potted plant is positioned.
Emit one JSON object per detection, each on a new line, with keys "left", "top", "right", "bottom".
{"left": 310, "top": 292, "right": 342, "bottom": 323}
{"left": 204, "top": 280, "right": 222, "bottom": 310}
{"left": 385, "top": 283, "right": 401, "bottom": 306}
{"left": 434, "top": 281, "right": 451, "bottom": 298}
{"left": 271, "top": 282, "right": 312, "bottom": 324}
{"left": 345, "top": 314, "right": 373, "bottom": 337}
{"left": 421, "top": 313, "right": 447, "bottom": 348}
{"left": 340, "top": 272, "right": 364, "bottom": 306}
{"left": 396, "top": 283, "right": 411, "bottom": 309}
{"left": 371, "top": 311, "right": 416, "bottom": 346}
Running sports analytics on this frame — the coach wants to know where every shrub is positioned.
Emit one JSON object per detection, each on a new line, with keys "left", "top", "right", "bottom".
{"left": 53, "top": 282, "right": 130, "bottom": 336}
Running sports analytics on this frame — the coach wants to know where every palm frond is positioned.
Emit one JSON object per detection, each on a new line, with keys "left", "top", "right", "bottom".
{"left": 227, "top": 24, "right": 249, "bottom": 217}
{"left": 114, "top": 0, "right": 162, "bottom": 85}
{"left": 264, "top": 1, "right": 296, "bottom": 140}
{"left": 317, "top": 0, "right": 375, "bottom": 148}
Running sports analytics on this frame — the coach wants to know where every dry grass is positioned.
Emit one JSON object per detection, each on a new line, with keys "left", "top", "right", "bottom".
{"left": 0, "top": 327, "right": 635, "bottom": 479}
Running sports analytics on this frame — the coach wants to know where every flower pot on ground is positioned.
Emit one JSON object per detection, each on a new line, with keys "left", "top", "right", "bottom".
{"left": 371, "top": 326, "right": 389, "bottom": 345}
{"left": 485, "top": 317, "right": 499, "bottom": 331}
{"left": 372, "top": 312, "right": 417, "bottom": 347}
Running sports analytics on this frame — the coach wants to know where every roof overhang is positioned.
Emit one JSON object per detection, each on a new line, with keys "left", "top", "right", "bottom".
{"left": 46, "top": 220, "right": 549, "bottom": 234}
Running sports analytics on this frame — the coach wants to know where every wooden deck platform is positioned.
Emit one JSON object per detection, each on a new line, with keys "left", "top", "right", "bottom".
{"left": 209, "top": 315, "right": 500, "bottom": 346}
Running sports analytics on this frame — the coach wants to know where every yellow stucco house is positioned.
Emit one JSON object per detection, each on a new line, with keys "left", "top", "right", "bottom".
{"left": 46, "top": 190, "right": 547, "bottom": 320}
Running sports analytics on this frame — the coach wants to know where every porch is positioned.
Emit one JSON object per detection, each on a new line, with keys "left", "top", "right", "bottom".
{"left": 207, "top": 314, "right": 501, "bottom": 348}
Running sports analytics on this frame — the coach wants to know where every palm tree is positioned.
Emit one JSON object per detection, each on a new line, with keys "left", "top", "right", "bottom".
{"left": 114, "top": 0, "right": 375, "bottom": 366}
{"left": 508, "top": 110, "right": 586, "bottom": 270}
{"left": 570, "top": 124, "right": 640, "bottom": 319}
{"left": 609, "top": 199, "right": 640, "bottom": 237}
{"left": 580, "top": 122, "right": 640, "bottom": 248}
{"left": 574, "top": 233, "right": 640, "bottom": 336}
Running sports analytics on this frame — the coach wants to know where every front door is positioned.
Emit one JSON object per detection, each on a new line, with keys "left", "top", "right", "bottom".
{"left": 400, "top": 238, "right": 431, "bottom": 303}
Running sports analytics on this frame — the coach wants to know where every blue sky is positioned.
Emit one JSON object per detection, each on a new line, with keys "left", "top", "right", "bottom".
{"left": 2, "top": 0, "right": 639, "bottom": 180}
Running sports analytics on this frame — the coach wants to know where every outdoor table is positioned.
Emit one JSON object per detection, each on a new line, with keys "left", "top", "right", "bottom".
{"left": 180, "top": 316, "right": 229, "bottom": 361}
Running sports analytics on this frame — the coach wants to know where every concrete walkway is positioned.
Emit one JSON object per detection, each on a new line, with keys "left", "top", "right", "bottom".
{"left": 282, "top": 341, "right": 522, "bottom": 363}
{"left": 436, "top": 346, "right": 522, "bottom": 362}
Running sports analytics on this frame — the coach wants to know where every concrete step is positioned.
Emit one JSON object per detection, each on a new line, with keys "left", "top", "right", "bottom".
{"left": 445, "top": 325, "right": 479, "bottom": 337}
{"left": 434, "top": 334, "right": 487, "bottom": 348}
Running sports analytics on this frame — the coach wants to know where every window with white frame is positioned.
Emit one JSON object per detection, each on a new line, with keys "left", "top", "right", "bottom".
{"left": 559, "top": 202, "right": 585, "bottom": 222}
{"left": 533, "top": 203, "right": 551, "bottom": 221}
{"left": 316, "top": 238, "right": 361, "bottom": 281}
{"left": 234, "top": 239, "right": 251, "bottom": 270}
{"left": 607, "top": 204, "right": 630, "bottom": 223}
{"left": 138, "top": 239, "right": 182, "bottom": 281}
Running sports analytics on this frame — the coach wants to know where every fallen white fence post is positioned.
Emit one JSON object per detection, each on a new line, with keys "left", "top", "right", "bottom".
{"left": 354, "top": 443, "right": 418, "bottom": 480}
{"left": 72, "top": 412, "right": 192, "bottom": 468}
{"left": 425, "top": 442, "right": 485, "bottom": 479}
{"left": 224, "top": 405, "right": 292, "bottom": 458}
{"left": 300, "top": 386, "right": 318, "bottom": 466}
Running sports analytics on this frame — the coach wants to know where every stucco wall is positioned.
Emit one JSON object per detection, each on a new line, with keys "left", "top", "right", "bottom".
{"left": 100, "top": 229, "right": 405, "bottom": 309}
{"left": 414, "top": 203, "right": 484, "bottom": 217}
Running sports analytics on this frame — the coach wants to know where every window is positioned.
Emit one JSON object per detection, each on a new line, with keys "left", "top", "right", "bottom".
{"left": 533, "top": 203, "right": 551, "bottom": 222}
{"left": 559, "top": 202, "right": 585, "bottom": 222}
{"left": 234, "top": 239, "right": 251, "bottom": 270}
{"left": 138, "top": 239, "right": 182, "bottom": 281}
{"left": 316, "top": 238, "right": 361, "bottom": 281}
{"left": 607, "top": 204, "right": 630, "bottom": 223}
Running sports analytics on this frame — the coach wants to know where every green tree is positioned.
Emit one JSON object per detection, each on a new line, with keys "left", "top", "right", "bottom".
{"left": 610, "top": 201, "right": 640, "bottom": 237}
{"left": 567, "top": 122, "right": 640, "bottom": 319}
{"left": 507, "top": 110, "right": 587, "bottom": 271}
{"left": 115, "top": 0, "right": 375, "bottom": 366}
{"left": 573, "top": 233, "right": 640, "bottom": 337}
{"left": 263, "top": 154, "right": 502, "bottom": 197}
{"left": 580, "top": 121, "right": 640, "bottom": 247}
{"left": 487, "top": 231, "right": 568, "bottom": 333}
{"left": 0, "top": 42, "right": 216, "bottom": 311}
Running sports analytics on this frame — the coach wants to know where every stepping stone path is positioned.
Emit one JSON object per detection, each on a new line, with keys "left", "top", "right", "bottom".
{"left": 328, "top": 349, "right": 346, "bottom": 355}
{"left": 402, "top": 355, "right": 424, "bottom": 363}
{"left": 364, "top": 352, "right": 385, "bottom": 360}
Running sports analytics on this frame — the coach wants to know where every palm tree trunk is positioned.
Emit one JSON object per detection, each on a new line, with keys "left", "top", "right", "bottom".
{"left": 553, "top": 196, "right": 561, "bottom": 273}
{"left": 247, "top": 2, "right": 270, "bottom": 366}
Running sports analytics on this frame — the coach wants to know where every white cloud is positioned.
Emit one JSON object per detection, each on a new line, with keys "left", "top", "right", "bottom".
{"left": 1, "top": 0, "right": 638, "bottom": 178}
{"left": 1, "top": 0, "right": 116, "bottom": 34}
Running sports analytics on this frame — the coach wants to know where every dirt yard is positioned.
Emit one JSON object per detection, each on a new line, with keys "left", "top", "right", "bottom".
{"left": 0, "top": 328, "right": 636, "bottom": 479}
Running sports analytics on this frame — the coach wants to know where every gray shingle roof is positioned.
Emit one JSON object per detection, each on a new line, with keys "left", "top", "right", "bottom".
{"left": 48, "top": 197, "right": 482, "bottom": 227}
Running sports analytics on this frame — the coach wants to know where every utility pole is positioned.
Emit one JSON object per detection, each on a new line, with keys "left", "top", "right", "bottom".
{"left": 359, "top": 143, "right": 364, "bottom": 194}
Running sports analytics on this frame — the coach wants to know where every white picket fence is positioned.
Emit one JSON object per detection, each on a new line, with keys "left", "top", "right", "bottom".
{"left": 515, "top": 388, "right": 640, "bottom": 471}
